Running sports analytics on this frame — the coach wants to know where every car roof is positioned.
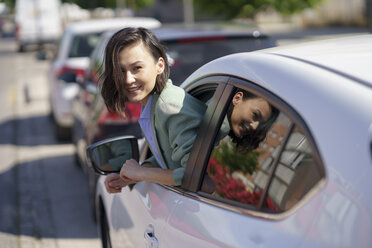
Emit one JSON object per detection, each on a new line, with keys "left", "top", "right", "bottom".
{"left": 152, "top": 27, "right": 269, "bottom": 41}
{"left": 64, "top": 17, "right": 161, "bottom": 34}
{"left": 183, "top": 34, "right": 372, "bottom": 89}
{"left": 99, "top": 26, "right": 272, "bottom": 43}
{"left": 261, "top": 34, "right": 372, "bottom": 86}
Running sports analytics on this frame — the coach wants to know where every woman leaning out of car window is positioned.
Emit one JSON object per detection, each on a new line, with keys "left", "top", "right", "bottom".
{"left": 99, "top": 27, "right": 278, "bottom": 194}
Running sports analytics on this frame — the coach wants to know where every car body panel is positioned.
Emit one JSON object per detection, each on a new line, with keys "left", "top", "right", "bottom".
{"left": 96, "top": 177, "right": 180, "bottom": 248}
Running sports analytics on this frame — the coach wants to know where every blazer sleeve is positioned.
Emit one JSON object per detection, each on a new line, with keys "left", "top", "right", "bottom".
{"left": 156, "top": 91, "right": 207, "bottom": 185}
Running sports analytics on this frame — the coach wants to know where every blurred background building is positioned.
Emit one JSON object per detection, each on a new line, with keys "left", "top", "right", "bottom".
{"left": 1, "top": 0, "right": 371, "bottom": 39}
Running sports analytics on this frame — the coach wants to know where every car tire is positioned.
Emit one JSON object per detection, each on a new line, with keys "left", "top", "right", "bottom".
{"left": 99, "top": 203, "right": 112, "bottom": 248}
{"left": 55, "top": 124, "right": 71, "bottom": 141}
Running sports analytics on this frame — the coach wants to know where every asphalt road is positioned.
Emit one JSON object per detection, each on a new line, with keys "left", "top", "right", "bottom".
{"left": 0, "top": 39, "right": 100, "bottom": 248}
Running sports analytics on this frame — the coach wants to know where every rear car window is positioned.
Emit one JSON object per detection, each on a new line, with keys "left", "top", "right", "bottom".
{"left": 200, "top": 86, "right": 324, "bottom": 214}
{"left": 163, "top": 37, "right": 275, "bottom": 85}
{"left": 69, "top": 32, "right": 102, "bottom": 58}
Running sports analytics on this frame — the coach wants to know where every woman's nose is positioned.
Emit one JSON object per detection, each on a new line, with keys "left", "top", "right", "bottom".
{"left": 125, "top": 71, "right": 135, "bottom": 84}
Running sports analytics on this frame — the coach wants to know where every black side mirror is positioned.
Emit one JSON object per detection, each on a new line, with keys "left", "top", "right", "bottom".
{"left": 86, "top": 136, "right": 139, "bottom": 175}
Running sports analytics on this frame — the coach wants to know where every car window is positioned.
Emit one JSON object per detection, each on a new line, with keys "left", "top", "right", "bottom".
{"left": 200, "top": 86, "right": 324, "bottom": 213}
{"left": 69, "top": 32, "right": 102, "bottom": 58}
{"left": 262, "top": 126, "right": 323, "bottom": 211}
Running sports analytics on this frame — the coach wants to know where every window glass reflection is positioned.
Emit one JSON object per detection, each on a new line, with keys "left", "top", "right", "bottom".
{"left": 264, "top": 128, "right": 322, "bottom": 211}
{"left": 202, "top": 87, "right": 323, "bottom": 213}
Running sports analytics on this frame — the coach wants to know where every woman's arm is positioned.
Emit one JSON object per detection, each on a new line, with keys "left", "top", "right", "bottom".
{"left": 120, "top": 159, "right": 175, "bottom": 185}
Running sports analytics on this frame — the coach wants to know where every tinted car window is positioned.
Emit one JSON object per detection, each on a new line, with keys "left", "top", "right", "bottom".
{"left": 263, "top": 127, "right": 322, "bottom": 211}
{"left": 201, "top": 86, "right": 324, "bottom": 213}
{"left": 69, "top": 32, "right": 102, "bottom": 58}
{"left": 164, "top": 37, "right": 274, "bottom": 85}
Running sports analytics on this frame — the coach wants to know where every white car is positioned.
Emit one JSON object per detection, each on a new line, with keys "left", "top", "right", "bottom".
{"left": 87, "top": 35, "right": 372, "bottom": 248}
{"left": 15, "top": 0, "right": 63, "bottom": 52}
{"left": 48, "top": 17, "right": 161, "bottom": 140}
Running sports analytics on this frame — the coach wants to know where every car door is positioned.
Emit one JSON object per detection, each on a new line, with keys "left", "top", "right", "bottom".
{"left": 108, "top": 181, "right": 181, "bottom": 248}
{"left": 107, "top": 76, "right": 229, "bottom": 248}
{"left": 160, "top": 76, "right": 326, "bottom": 247}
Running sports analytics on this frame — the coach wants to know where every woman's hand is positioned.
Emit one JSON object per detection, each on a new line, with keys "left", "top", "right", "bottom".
{"left": 104, "top": 173, "right": 137, "bottom": 194}
{"left": 120, "top": 159, "right": 144, "bottom": 182}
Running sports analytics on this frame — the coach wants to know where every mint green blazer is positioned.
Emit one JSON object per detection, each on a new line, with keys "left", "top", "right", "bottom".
{"left": 143, "top": 80, "right": 207, "bottom": 185}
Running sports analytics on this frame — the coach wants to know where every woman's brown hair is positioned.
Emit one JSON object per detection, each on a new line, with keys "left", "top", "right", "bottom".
{"left": 100, "top": 27, "right": 170, "bottom": 114}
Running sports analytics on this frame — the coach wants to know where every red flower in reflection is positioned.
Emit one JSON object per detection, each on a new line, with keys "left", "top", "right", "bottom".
{"left": 207, "top": 157, "right": 277, "bottom": 211}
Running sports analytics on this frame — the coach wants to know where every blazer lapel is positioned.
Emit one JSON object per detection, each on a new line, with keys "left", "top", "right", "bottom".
{"left": 150, "top": 93, "right": 168, "bottom": 169}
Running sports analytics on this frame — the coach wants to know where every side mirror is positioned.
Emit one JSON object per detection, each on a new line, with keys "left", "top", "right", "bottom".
{"left": 86, "top": 136, "right": 139, "bottom": 175}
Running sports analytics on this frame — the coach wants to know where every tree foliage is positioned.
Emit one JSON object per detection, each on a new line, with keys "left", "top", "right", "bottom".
{"left": 194, "top": 0, "right": 324, "bottom": 20}
{"left": 211, "top": 141, "right": 260, "bottom": 175}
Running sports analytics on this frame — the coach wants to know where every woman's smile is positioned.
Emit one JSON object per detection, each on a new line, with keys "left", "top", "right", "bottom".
{"left": 127, "top": 85, "right": 142, "bottom": 93}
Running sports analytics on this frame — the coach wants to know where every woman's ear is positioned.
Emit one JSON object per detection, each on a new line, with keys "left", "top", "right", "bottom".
{"left": 156, "top": 57, "right": 165, "bottom": 75}
{"left": 232, "top": 91, "right": 243, "bottom": 106}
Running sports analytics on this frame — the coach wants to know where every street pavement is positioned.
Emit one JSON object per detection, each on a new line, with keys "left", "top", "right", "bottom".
{"left": 0, "top": 39, "right": 100, "bottom": 248}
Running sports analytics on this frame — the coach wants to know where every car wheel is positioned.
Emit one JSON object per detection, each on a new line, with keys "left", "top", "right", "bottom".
{"left": 99, "top": 203, "right": 112, "bottom": 248}
{"left": 55, "top": 124, "right": 71, "bottom": 141}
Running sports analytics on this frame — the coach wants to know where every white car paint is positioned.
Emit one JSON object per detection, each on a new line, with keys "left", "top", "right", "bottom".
{"left": 15, "top": 0, "right": 63, "bottom": 51}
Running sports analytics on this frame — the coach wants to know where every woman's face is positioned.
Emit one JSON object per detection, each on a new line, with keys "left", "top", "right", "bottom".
{"left": 119, "top": 41, "right": 164, "bottom": 106}
{"left": 230, "top": 92, "right": 272, "bottom": 138}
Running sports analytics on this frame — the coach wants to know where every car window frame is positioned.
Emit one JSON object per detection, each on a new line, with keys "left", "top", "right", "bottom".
{"left": 181, "top": 75, "right": 231, "bottom": 189}
{"left": 176, "top": 75, "right": 326, "bottom": 219}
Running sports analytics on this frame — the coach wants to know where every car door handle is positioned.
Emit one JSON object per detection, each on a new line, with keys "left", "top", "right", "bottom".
{"left": 144, "top": 224, "right": 159, "bottom": 248}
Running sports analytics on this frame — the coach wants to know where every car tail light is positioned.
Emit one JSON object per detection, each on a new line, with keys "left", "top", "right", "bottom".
{"left": 56, "top": 66, "right": 86, "bottom": 83}
{"left": 90, "top": 70, "right": 100, "bottom": 85}
{"left": 98, "top": 102, "right": 141, "bottom": 125}
{"left": 15, "top": 24, "right": 20, "bottom": 38}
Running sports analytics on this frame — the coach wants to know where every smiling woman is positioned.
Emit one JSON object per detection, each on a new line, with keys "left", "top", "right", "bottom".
{"left": 100, "top": 27, "right": 207, "bottom": 190}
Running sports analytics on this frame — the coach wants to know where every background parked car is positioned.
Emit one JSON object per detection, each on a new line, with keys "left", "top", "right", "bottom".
{"left": 88, "top": 34, "right": 372, "bottom": 248}
{"left": 72, "top": 26, "right": 276, "bottom": 213}
{"left": 15, "top": 0, "right": 63, "bottom": 52}
{"left": 48, "top": 17, "right": 161, "bottom": 140}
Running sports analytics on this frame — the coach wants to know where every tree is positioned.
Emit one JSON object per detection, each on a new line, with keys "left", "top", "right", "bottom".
{"left": 193, "top": 0, "right": 324, "bottom": 20}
